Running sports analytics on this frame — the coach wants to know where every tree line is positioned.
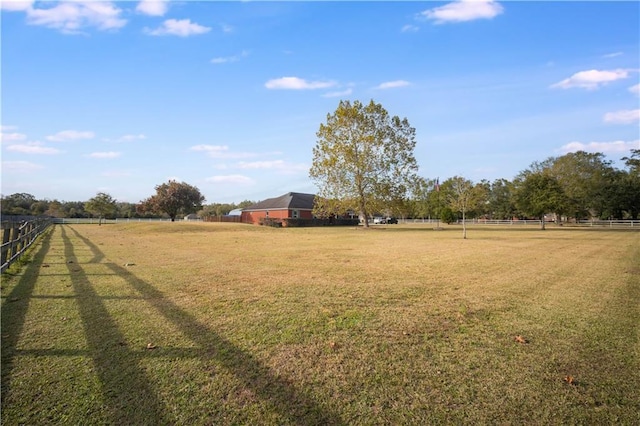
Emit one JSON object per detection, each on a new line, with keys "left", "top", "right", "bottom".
{"left": 1, "top": 182, "right": 255, "bottom": 222}
{"left": 2, "top": 100, "right": 638, "bottom": 227}
{"left": 309, "top": 100, "right": 639, "bottom": 231}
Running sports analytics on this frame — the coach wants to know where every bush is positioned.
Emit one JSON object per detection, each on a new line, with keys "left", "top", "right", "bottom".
{"left": 259, "top": 218, "right": 282, "bottom": 227}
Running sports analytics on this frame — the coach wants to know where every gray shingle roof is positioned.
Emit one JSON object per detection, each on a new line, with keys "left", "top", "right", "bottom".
{"left": 244, "top": 192, "right": 315, "bottom": 211}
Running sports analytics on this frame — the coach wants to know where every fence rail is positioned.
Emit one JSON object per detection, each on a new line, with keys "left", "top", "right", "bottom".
{"left": 402, "top": 218, "right": 640, "bottom": 228}
{"left": 1, "top": 218, "right": 52, "bottom": 273}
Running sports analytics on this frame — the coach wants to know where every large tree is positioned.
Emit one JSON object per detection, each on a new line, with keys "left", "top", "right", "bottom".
{"left": 515, "top": 172, "right": 565, "bottom": 230}
{"left": 309, "top": 99, "right": 421, "bottom": 227}
{"left": 139, "top": 180, "right": 205, "bottom": 221}
{"left": 85, "top": 192, "right": 117, "bottom": 225}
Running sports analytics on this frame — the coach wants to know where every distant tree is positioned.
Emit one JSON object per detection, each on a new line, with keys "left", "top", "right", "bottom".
{"left": 621, "top": 149, "right": 640, "bottom": 173}
{"left": 617, "top": 149, "right": 640, "bottom": 219}
{"left": 515, "top": 172, "right": 566, "bottom": 230}
{"left": 547, "top": 151, "right": 614, "bottom": 220}
{"left": 44, "top": 200, "right": 65, "bottom": 218}
{"left": 237, "top": 200, "right": 256, "bottom": 209}
{"left": 446, "top": 176, "right": 481, "bottom": 239}
{"left": 482, "top": 178, "right": 519, "bottom": 220}
{"left": 0, "top": 193, "right": 37, "bottom": 216}
{"left": 85, "top": 192, "right": 117, "bottom": 225}
{"left": 310, "top": 99, "right": 421, "bottom": 227}
{"left": 139, "top": 180, "right": 205, "bottom": 222}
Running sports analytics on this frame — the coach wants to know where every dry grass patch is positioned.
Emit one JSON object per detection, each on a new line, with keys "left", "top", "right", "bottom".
{"left": 2, "top": 222, "right": 639, "bottom": 424}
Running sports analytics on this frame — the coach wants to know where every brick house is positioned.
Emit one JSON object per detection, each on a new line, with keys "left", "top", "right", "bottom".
{"left": 241, "top": 192, "right": 316, "bottom": 225}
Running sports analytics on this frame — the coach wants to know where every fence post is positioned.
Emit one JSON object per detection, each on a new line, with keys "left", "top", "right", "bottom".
{"left": 1, "top": 226, "right": 11, "bottom": 268}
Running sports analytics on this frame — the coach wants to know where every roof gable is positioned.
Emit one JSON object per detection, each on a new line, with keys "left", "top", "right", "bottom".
{"left": 245, "top": 192, "right": 315, "bottom": 211}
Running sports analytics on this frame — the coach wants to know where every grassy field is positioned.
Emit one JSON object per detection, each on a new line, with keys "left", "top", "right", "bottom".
{"left": 2, "top": 222, "right": 639, "bottom": 425}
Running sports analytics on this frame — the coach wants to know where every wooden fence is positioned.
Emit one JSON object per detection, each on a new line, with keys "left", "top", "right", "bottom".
{"left": 1, "top": 218, "right": 52, "bottom": 273}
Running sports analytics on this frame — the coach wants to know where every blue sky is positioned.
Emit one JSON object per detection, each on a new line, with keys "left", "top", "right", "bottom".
{"left": 2, "top": 0, "right": 639, "bottom": 204}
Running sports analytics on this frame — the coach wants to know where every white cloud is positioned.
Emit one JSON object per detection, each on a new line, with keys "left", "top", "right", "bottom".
{"left": 375, "top": 80, "right": 411, "bottom": 90}
{"left": 401, "top": 24, "right": 419, "bottom": 33}
{"left": 629, "top": 84, "right": 640, "bottom": 96}
{"left": 136, "top": 0, "right": 168, "bottom": 17}
{"left": 211, "top": 50, "right": 249, "bottom": 64}
{"left": 322, "top": 88, "right": 353, "bottom": 98}
{"left": 87, "top": 151, "right": 121, "bottom": 159}
{"left": 221, "top": 23, "right": 233, "bottom": 33}
{"left": 0, "top": 0, "right": 34, "bottom": 12}
{"left": 602, "top": 52, "right": 623, "bottom": 58}
{"left": 603, "top": 109, "right": 640, "bottom": 125}
{"left": 421, "top": 0, "right": 504, "bottom": 24}
{"left": 265, "top": 77, "right": 336, "bottom": 90}
{"left": 190, "top": 144, "right": 256, "bottom": 159}
{"left": 46, "top": 130, "right": 95, "bottom": 142}
{"left": 2, "top": 160, "right": 44, "bottom": 172}
{"left": 0, "top": 131, "right": 27, "bottom": 143}
{"left": 118, "top": 134, "right": 146, "bottom": 142}
{"left": 551, "top": 69, "right": 630, "bottom": 90}
{"left": 237, "top": 160, "right": 308, "bottom": 174}
{"left": 145, "top": 19, "right": 211, "bottom": 37}
{"left": 26, "top": 1, "right": 127, "bottom": 34}
{"left": 559, "top": 140, "right": 640, "bottom": 154}
{"left": 205, "top": 175, "right": 255, "bottom": 185}
{"left": 6, "top": 142, "right": 60, "bottom": 154}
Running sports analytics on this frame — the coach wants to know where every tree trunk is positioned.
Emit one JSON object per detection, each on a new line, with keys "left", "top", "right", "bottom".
{"left": 462, "top": 209, "right": 467, "bottom": 239}
{"left": 540, "top": 215, "right": 546, "bottom": 230}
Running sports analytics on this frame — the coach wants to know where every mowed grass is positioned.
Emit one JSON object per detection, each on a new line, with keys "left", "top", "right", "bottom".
{"left": 2, "top": 222, "right": 639, "bottom": 425}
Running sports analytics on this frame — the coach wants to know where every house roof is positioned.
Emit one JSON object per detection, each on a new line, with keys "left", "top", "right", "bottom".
{"left": 243, "top": 192, "right": 316, "bottom": 211}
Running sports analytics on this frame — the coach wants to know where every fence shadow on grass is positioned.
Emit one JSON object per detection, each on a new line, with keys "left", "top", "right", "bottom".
{"left": 60, "top": 226, "right": 171, "bottom": 424}
{"left": 65, "top": 225, "right": 342, "bottom": 425}
{"left": 1, "top": 227, "right": 53, "bottom": 405}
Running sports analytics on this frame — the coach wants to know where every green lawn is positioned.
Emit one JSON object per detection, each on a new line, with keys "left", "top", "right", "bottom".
{"left": 2, "top": 222, "right": 639, "bottom": 425}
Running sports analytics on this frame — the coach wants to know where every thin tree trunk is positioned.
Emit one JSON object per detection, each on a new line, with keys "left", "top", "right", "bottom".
{"left": 462, "top": 209, "right": 467, "bottom": 239}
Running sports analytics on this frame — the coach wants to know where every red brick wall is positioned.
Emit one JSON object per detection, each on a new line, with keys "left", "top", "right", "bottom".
{"left": 241, "top": 209, "right": 313, "bottom": 225}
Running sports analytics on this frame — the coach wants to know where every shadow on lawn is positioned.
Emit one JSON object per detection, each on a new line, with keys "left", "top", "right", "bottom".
{"left": 1, "top": 226, "right": 53, "bottom": 406}
{"left": 63, "top": 225, "right": 342, "bottom": 425}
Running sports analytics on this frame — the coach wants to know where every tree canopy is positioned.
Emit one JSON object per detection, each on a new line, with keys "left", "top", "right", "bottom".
{"left": 309, "top": 99, "right": 421, "bottom": 227}
{"left": 515, "top": 172, "right": 566, "bottom": 230}
{"left": 84, "top": 192, "right": 117, "bottom": 225}
{"left": 138, "top": 180, "right": 205, "bottom": 221}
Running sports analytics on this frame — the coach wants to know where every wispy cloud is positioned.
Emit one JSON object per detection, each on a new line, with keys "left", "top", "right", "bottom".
{"left": 211, "top": 50, "right": 249, "bottom": 64}
{"left": 46, "top": 130, "right": 95, "bottom": 142}
{"left": 87, "top": 151, "right": 121, "bottom": 159}
{"left": 102, "top": 170, "right": 132, "bottom": 177}
{"left": 189, "top": 144, "right": 256, "bottom": 159}
{"left": 25, "top": 1, "right": 127, "bottom": 34}
{"left": 603, "top": 109, "right": 640, "bottom": 125}
{"left": 0, "top": 0, "right": 34, "bottom": 12}
{"left": 6, "top": 142, "right": 60, "bottom": 154}
{"left": 0, "top": 130, "right": 27, "bottom": 143}
{"left": 322, "top": 88, "right": 353, "bottom": 98}
{"left": 375, "top": 80, "right": 410, "bottom": 90}
{"left": 136, "top": 0, "right": 169, "bottom": 17}
{"left": 602, "top": 52, "right": 623, "bottom": 58}
{"left": 205, "top": 175, "right": 255, "bottom": 185}
{"left": 401, "top": 24, "right": 419, "bottom": 33}
{"left": 265, "top": 77, "right": 336, "bottom": 90}
{"left": 420, "top": 0, "right": 504, "bottom": 24}
{"left": 551, "top": 69, "right": 631, "bottom": 90}
{"left": 118, "top": 133, "right": 146, "bottom": 142}
{"left": 2, "top": 160, "right": 44, "bottom": 172}
{"left": 145, "top": 19, "right": 211, "bottom": 37}
{"left": 629, "top": 84, "right": 640, "bottom": 96}
{"left": 559, "top": 140, "right": 640, "bottom": 154}
{"left": 237, "top": 160, "right": 308, "bottom": 174}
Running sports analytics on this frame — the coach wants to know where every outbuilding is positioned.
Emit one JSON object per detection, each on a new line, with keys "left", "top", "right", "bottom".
{"left": 241, "top": 192, "right": 315, "bottom": 225}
